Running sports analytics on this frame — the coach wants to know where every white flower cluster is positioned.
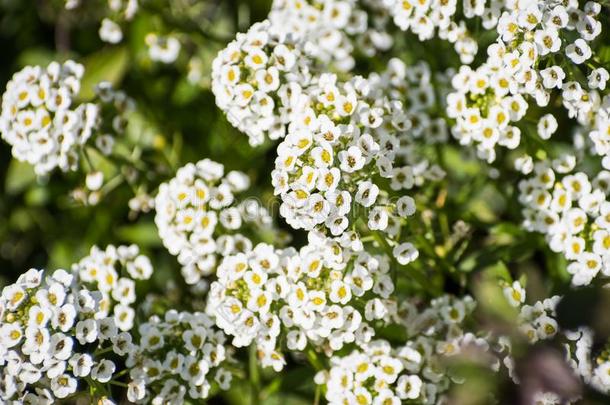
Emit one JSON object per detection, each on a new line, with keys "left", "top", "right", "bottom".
{"left": 0, "top": 61, "right": 99, "bottom": 175}
{"left": 316, "top": 295, "right": 486, "bottom": 404}
{"left": 271, "top": 71, "right": 442, "bottom": 265}
{"left": 446, "top": 0, "right": 604, "bottom": 162}
{"left": 155, "top": 158, "right": 273, "bottom": 284}
{"left": 208, "top": 233, "right": 401, "bottom": 370}
{"left": 126, "top": 310, "right": 234, "bottom": 403}
{"left": 212, "top": 20, "right": 311, "bottom": 146}
{"left": 315, "top": 340, "right": 426, "bottom": 404}
{"left": 72, "top": 244, "right": 153, "bottom": 331}
{"left": 518, "top": 157, "right": 610, "bottom": 286}
{"left": 0, "top": 269, "right": 127, "bottom": 402}
{"left": 269, "top": 0, "right": 393, "bottom": 71}
{"left": 382, "top": 0, "right": 480, "bottom": 64}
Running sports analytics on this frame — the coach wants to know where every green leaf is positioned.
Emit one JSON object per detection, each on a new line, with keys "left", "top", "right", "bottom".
{"left": 17, "top": 47, "right": 56, "bottom": 69}
{"left": 78, "top": 46, "right": 129, "bottom": 101}
{"left": 5, "top": 160, "right": 36, "bottom": 195}
{"left": 115, "top": 222, "right": 162, "bottom": 247}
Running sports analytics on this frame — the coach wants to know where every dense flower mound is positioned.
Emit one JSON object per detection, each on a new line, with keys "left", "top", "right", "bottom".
{"left": 0, "top": 61, "right": 99, "bottom": 175}
{"left": 208, "top": 232, "right": 406, "bottom": 369}
{"left": 0, "top": 269, "right": 128, "bottom": 402}
{"left": 155, "top": 158, "right": 274, "bottom": 284}
{"left": 271, "top": 69, "right": 443, "bottom": 240}
{"left": 446, "top": 0, "right": 605, "bottom": 162}
{"left": 518, "top": 157, "right": 610, "bottom": 286}
{"left": 126, "top": 310, "right": 235, "bottom": 403}
{"left": 315, "top": 295, "right": 490, "bottom": 404}
{"left": 211, "top": 20, "right": 311, "bottom": 146}
{"left": 72, "top": 244, "right": 153, "bottom": 331}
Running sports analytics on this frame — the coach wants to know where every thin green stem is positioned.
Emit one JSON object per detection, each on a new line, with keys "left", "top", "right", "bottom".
{"left": 249, "top": 345, "right": 260, "bottom": 405}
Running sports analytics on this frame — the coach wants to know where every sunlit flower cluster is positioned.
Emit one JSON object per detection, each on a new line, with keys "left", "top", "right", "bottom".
{"left": 446, "top": 0, "right": 604, "bottom": 162}
{"left": 126, "top": 310, "right": 235, "bottom": 403}
{"left": 315, "top": 340, "right": 426, "bottom": 404}
{"left": 0, "top": 61, "right": 99, "bottom": 175}
{"left": 518, "top": 157, "right": 610, "bottom": 286}
{"left": 208, "top": 232, "right": 403, "bottom": 370}
{"left": 155, "top": 158, "right": 273, "bottom": 284}
{"left": 271, "top": 70, "right": 442, "bottom": 268}
{"left": 72, "top": 244, "right": 153, "bottom": 331}
{"left": 212, "top": 20, "right": 311, "bottom": 146}
{"left": 0, "top": 269, "right": 127, "bottom": 402}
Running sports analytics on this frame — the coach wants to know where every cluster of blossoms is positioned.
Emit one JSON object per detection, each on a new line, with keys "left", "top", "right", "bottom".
{"left": 126, "top": 310, "right": 235, "bottom": 403}
{"left": 0, "top": 269, "right": 128, "bottom": 402}
{"left": 315, "top": 295, "right": 489, "bottom": 404}
{"left": 446, "top": 0, "right": 604, "bottom": 162}
{"left": 315, "top": 340, "right": 427, "bottom": 404}
{"left": 208, "top": 232, "right": 402, "bottom": 370}
{"left": 211, "top": 20, "right": 311, "bottom": 146}
{"left": 269, "top": 0, "right": 393, "bottom": 71}
{"left": 0, "top": 61, "right": 99, "bottom": 175}
{"left": 271, "top": 69, "right": 443, "bottom": 267}
{"left": 72, "top": 245, "right": 153, "bottom": 331}
{"left": 155, "top": 158, "right": 273, "bottom": 285}
{"left": 518, "top": 157, "right": 610, "bottom": 286}
{"left": 382, "top": 0, "right": 480, "bottom": 64}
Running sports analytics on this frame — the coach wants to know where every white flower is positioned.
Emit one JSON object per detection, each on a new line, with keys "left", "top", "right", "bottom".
{"left": 50, "top": 374, "right": 77, "bottom": 398}
{"left": 91, "top": 359, "right": 116, "bottom": 383}
{"left": 338, "top": 146, "right": 366, "bottom": 173}
{"left": 396, "top": 375, "right": 422, "bottom": 399}
{"left": 0, "top": 61, "right": 100, "bottom": 175}
{"left": 393, "top": 243, "right": 419, "bottom": 265}
{"left": 86, "top": 171, "right": 104, "bottom": 191}
{"left": 565, "top": 39, "right": 592, "bottom": 64}
{"left": 99, "top": 18, "right": 123, "bottom": 44}
{"left": 503, "top": 281, "right": 526, "bottom": 307}
{"left": 355, "top": 181, "right": 379, "bottom": 207}
{"left": 146, "top": 33, "right": 181, "bottom": 64}
{"left": 537, "top": 114, "right": 558, "bottom": 140}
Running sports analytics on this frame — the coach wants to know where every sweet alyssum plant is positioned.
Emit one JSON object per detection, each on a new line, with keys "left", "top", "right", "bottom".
{"left": 1, "top": 0, "right": 610, "bottom": 404}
